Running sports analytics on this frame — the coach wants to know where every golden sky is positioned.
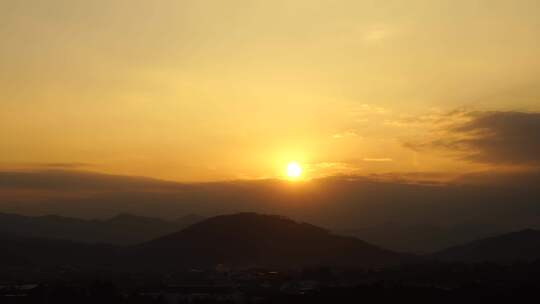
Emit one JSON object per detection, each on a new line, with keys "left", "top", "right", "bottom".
{"left": 1, "top": 0, "right": 540, "bottom": 181}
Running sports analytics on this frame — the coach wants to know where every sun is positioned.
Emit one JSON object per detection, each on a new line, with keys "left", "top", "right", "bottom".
{"left": 286, "top": 162, "right": 303, "bottom": 179}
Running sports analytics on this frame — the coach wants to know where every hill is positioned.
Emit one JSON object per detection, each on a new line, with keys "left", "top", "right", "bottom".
{"left": 432, "top": 229, "right": 540, "bottom": 262}
{"left": 134, "top": 213, "right": 416, "bottom": 269}
{"left": 0, "top": 235, "right": 118, "bottom": 270}
{"left": 0, "top": 212, "right": 204, "bottom": 245}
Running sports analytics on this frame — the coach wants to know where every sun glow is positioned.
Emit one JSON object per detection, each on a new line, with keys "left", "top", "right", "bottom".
{"left": 286, "top": 162, "right": 303, "bottom": 180}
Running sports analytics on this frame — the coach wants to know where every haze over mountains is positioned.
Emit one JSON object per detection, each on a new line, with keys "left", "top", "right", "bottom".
{"left": 2, "top": 169, "right": 540, "bottom": 252}
{"left": 433, "top": 229, "right": 540, "bottom": 263}
{"left": 4, "top": 210, "right": 540, "bottom": 304}
{"left": 3, "top": 211, "right": 540, "bottom": 274}
{"left": 0, "top": 212, "right": 204, "bottom": 245}
{"left": 0, "top": 213, "right": 416, "bottom": 271}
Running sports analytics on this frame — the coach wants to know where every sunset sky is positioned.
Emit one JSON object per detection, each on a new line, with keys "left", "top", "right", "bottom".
{"left": 2, "top": 0, "right": 540, "bottom": 182}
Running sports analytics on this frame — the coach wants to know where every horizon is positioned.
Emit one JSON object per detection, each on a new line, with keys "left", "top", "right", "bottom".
{"left": 2, "top": 2, "right": 540, "bottom": 302}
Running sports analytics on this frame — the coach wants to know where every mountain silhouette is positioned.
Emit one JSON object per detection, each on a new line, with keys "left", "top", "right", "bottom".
{"left": 133, "top": 212, "right": 416, "bottom": 269}
{"left": 0, "top": 212, "right": 417, "bottom": 271}
{"left": 0, "top": 235, "right": 117, "bottom": 268}
{"left": 432, "top": 229, "right": 540, "bottom": 262}
{"left": 0, "top": 212, "right": 204, "bottom": 245}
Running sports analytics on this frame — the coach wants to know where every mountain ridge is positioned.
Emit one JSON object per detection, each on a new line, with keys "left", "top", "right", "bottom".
{"left": 0, "top": 211, "right": 204, "bottom": 245}
{"left": 134, "top": 212, "right": 417, "bottom": 269}
{"left": 432, "top": 229, "right": 540, "bottom": 262}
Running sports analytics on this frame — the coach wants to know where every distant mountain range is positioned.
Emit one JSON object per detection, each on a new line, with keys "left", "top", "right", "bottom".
{"left": 4, "top": 170, "right": 540, "bottom": 254}
{"left": 342, "top": 222, "right": 514, "bottom": 254}
{"left": 0, "top": 212, "right": 416, "bottom": 271}
{"left": 0, "top": 212, "right": 204, "bottom": 245}
{"left": 0, "top": 236, "right": 117, "bottom": 269}
{"left": 3, "top": 212, "right": 540, "bottom": 273}
{"left": 432, "top": 229, "right": 540, "bottom": 262}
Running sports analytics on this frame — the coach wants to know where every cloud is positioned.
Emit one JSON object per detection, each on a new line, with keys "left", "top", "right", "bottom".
{"left": 0, "top": 170, "right": 183, "bottom": 191}
{"left": 406, "top": 111, "right": 540, "bottom": 166}
{"left": 1, "top": 169, "right": 540, "bottom": 239}
{"left": 356, "top": 104, "right": 388, "bottom": 115}
{"left": 310, "top": 162, "right": 361, "bottom": 176}
{"left": 361, "top": 25, "right": 394, "bottom": 44}
{"left": 41, "top": 162, "right": 92, "bottom": 169}
{"left": 363, "top": 158, "right": 393, "bottom": 162}
{"left": 332, "top": 131, "right": 359, "bottom": 139}
{"left": 367, "top": 171, "right": 459, "bottom": 185}
{"left": 2, "top": 169, "right": 540, "bottom": 253}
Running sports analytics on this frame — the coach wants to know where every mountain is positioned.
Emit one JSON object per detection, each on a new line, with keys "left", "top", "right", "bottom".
{"left": 5, "top": 170, "right": 540, "bottom": 255}
{"left": 133, "top": 213, "right": 416, "bottom": 269}
{"left": 432, "top": 229, "right": 540, "bottom": 262}
{"left": 0, "top": 235, "right": 118, "bottom": 269}
{"left": 0, "top": 212, "right": 204, "bottom": 245}
{"left": 343, "top": 222, "right": 505, "bottom": 253}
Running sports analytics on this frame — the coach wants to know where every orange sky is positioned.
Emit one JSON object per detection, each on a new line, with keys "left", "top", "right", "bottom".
{"left": 1, "top": 0, "right": 540, "bottom": 181}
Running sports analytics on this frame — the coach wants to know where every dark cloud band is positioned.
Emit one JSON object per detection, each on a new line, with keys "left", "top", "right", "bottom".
{"left": 407, "top": 111, "right": 540, "bottom": 166}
